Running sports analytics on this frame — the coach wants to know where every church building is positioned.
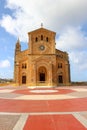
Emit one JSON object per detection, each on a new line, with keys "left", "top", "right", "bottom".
{"left": 14, "top": 26, "right": 71, "bottom": 87}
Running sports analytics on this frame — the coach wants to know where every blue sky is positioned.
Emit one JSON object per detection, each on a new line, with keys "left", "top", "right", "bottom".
{"left": 0, "top": 0, "right": 87, "bottom": 81}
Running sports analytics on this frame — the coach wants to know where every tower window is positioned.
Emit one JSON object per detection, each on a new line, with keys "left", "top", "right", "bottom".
{"left": 35, "top": 37, "right": 38, "bottom": 42}
{"left": 22, "top": 63, "right": 27, "bottom": 69}
{"left": 58, "top": 63, "right": 62, "bottom": 68}
{"left": 22, "top": 64, "right": 24, "bottom": 68}
{"left": 46, "top": 37, "right": 48, "bottom": 42}
{"left": 41, "top": 35, "right": 43, "bottom": 40}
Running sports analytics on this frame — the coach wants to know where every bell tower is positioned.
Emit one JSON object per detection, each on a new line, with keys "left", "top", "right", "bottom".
{"left": 15, "top": 38, "right": 21, "bottom": 55}
{"left": 14, "top": 38, "right": 21, "bottom": 85}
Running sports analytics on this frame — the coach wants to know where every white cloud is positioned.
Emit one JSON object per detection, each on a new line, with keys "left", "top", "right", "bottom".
{"left": 0, "top": 60, "right": 10, "bottom": 68}
{"left": 69, "top": 51, "right": 87, "bottom": 70}
{"left": 0, "top": 15, "right": 16, "bottom": 34}
{"left": 56, "top": 26, "right": 87, "bottom": 51}
{"left": 0, "top": 0, "right": 87, "bottom": 41}
{"left": 69, "top": 51, "right": 87, "bottom": 81}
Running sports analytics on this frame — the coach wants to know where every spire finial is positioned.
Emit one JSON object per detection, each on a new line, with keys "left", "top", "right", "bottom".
{"left": 41, "top": 23, "right": 43, "bottom": 28}
{"left": 16, "top": 37, "right": 20, "bottom": 44}
{"left": 17, "top": 37, "right": 20, "bottom": 43}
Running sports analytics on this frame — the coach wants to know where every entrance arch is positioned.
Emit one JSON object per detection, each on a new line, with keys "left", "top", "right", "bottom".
{"left": 40, "top": 73, "right": 45, "bottom": 81}
{"left": 58, "top": 75, "right": 63, "bottom": 83}
{"left": 38, "top": 66, "right": 47, "bottom": 82}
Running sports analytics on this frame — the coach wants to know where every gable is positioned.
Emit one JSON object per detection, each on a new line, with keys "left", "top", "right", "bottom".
{"left": 28, "top": 27, "right": 56, "bottom": 35}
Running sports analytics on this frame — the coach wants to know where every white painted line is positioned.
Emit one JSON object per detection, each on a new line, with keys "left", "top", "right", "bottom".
{"left": 0, "top": 89, "right": 15, "bottom": 93}
{"left": 30, "top": 90, "right": 58, "bottom": 93}
{"left": 14, "top": 94, "right": 76, "bottom": 100}
{"left": 0, "top": 112, "right": 21, "bottom": 115}
{"left": 13, "top": 114, "right": 28, "bottom": 130}
{"left": 0, "top": 111, "right": 87, "bottom": 116}
{"left": 28, "top": 86, "right": 53, "bottom": 88}
{"left": 73, "top": 113, "right": 87, "bottom": 128}
{"left": 71, "top": 88, "right": 87, "bottom": 92}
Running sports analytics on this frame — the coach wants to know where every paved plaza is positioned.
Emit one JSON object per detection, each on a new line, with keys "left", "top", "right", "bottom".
{"left": 0, "top": 86, "right": 87, "bottom": 130}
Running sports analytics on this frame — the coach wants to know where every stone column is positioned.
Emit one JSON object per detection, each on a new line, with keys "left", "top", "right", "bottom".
{"left": 15, "top": 62, "right": 19, "bottom": 85}
{"left": 49, "top": 62, "right": 52, "bottom": 86}
{"left": 29, "top": 34, "right": 32, "bottom": 54}
{"left": 33, "top": 63, "right": 36, "bottom": 86}
{"left": 65, "top": 61, "right": 70, "bottom": 86}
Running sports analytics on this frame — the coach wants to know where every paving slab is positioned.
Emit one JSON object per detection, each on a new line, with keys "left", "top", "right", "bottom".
{"left": 0, "top": 115, "right": 20, "bottom": 130}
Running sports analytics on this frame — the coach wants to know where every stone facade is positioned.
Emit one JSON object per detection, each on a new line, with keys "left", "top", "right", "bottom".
{"left": 14, "top": 27, "right": 71, "bottom": 87}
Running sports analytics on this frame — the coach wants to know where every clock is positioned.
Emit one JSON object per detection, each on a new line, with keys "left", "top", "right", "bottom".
{"left": 39, "top": 45, "right": 45, "bottom": 51}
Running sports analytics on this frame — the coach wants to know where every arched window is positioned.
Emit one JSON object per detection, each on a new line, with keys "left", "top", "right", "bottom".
{"left": 41, "top": 35, "right": 43, "bottom": 40}
{"left": 25, "top": 64, "right": 27, "bottom": 69}
{"left": 46, "top": 37, "right": 48, "bottom": 42}
{"left": 22, "top": 64, "right": 25, "bottom": 69}
{"left": 35, "top": 37, "right": 38, "bottom": 42}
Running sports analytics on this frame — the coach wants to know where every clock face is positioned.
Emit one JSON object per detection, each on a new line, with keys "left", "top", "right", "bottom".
{"left": 39, "top": 45, "right": 45, "bottom": 51}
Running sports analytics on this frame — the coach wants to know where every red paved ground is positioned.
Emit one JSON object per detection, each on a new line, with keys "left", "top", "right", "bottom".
{"left": 24, "top": 115, "right": 87, "bottom": 130}
{"left": 0, "top": 98, "right": 87, "bottom": 113}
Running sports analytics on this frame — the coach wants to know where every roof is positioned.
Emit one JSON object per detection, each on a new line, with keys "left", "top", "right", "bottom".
{"left": 28, "top": 27, "right": 56, "bottom": 35}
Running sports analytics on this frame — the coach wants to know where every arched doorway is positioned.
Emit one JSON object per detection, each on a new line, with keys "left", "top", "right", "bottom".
{"left": 58, "top": 75, "right": 63, "bottom": 83}
{"left": 40, "top": 73, "right": 45, "bottom": 81}
{"left": 38, "top": 67, "right": 47, "bottom": 83}
{"left": 22, "top": 73, "right": 26, "bottom": 84}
